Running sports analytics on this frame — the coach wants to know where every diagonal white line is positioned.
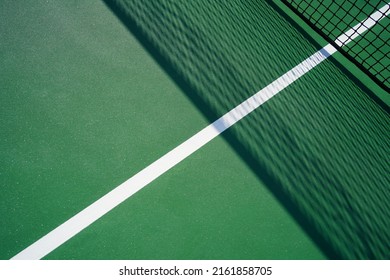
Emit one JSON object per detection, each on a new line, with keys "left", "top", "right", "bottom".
{"left": 11, "top": 3, "right": 390, "bottom": 260}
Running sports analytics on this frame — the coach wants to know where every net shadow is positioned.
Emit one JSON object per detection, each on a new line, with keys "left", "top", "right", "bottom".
{"left": 102, "top": 0, "right": 390, "bottom": 259}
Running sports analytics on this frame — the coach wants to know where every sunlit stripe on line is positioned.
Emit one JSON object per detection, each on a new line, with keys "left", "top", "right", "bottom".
{"left": 11, "top": 3, "right": 390, "bottom": 260}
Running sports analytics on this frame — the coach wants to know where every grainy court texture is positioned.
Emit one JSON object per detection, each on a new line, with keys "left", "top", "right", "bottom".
{"left": 1, "top": 0, "right": 389, "bottom": 260}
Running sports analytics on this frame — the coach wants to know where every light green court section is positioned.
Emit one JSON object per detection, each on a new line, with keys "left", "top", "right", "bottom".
{"left": 0, "top": 0, "right": 325, "bottom": 259}
{"left": 0, "top": 0, "right": 208, "bottom": 258}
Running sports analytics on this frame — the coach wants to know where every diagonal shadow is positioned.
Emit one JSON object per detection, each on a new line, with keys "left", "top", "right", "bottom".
{"left": 102, "top": 0, "right": 390, "bottom": 259}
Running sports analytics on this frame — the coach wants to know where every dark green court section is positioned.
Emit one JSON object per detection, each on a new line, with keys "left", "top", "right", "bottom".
{"left": 0, "top": 0, "right": 324, "bottom": 259}
{"left": 98, "top": 0, "right": 389, "bottom": 259}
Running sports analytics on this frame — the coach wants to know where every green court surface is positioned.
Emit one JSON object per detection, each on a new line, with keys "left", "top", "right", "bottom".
{"left": 1, "top": 0, "right": 389, "bottom": 260}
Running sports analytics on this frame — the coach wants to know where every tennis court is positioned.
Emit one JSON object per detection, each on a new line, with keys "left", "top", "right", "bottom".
{"left": 1, "top": 0, "right": 389, "bottom": 260}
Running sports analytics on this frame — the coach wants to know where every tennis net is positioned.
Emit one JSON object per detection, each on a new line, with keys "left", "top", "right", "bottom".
{"left": 281, "top": 0, "right": 390, "bottom": 91}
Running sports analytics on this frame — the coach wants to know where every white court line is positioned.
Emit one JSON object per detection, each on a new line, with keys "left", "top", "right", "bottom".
{"left": 11, "top": 3, "right": 390, "bottom": 260}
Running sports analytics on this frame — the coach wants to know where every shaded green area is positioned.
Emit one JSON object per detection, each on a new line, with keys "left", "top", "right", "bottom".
{"left": 282, "top": 0, "right": 390, "bottom": 90}
{"left": 104, "top": 0, "right": 390, "bottom": 258}
{"left": 233, "top": 62, "right": 390, "bottom": 259}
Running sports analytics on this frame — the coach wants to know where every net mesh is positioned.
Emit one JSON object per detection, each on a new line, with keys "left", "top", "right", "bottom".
{"left": 282, "top": 0, "right": 390, "bottom": 91}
